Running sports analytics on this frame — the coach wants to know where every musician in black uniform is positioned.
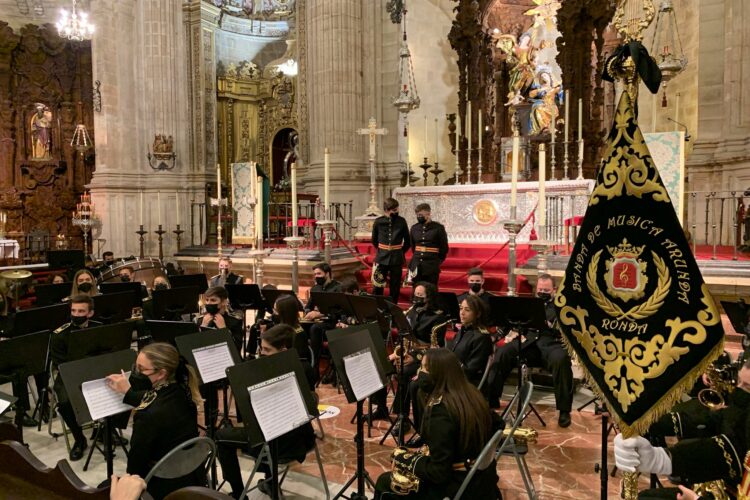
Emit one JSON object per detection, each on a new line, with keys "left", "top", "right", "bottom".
{"left": 615, "top": 359, "right": 750, "bottom": 500}
{"left": 106, "top": 342, "right": 202, "bottom": 500}
{"left": 304, "top": 262, "right": 342, "bottom": 376}
{"left": 450, "top": 294, "right": 493, "bottom": 386}
{"left": 485, "top": 274, "right": 574, "bottom": 427}
{"left": 371, "top": 197, "right": 410, "bottom": 303}
{"left": 215, "top": 325, "right": 317, "bottom": 499}
{"left": 457, "top": 267, "right": 495, "bottom": 309}
{"left": 209, "top": 257, "right": 244, "bottom": 288}
{"left": 407, "top": 203, "right": 449, "bottom": 287}
{"left": 50, "top": 294, "right": 103, "bottom": 460}
{"left": 376, "top": 348, "right": 501, "bottom": 499}
{"left": 195, "top": 286, "right": 244, "bottom": 352}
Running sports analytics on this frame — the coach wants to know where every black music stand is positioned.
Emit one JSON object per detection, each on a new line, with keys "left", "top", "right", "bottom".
{"left": 47, "top": 250, "right": 85, "bottom": 279}
{"left": 66, "top": 322, "right": 134, "bottom": 362}
{"left": 169, "top": 274, "right": 209, "bottom": 295}
{"left": 0, "top": 330, "right": 50, "bottom": 443}
{"left": 261, "top": 289, "right": 303, "bottom": 313}
{"left": 58, "top": 349, "right": 137, "bottom": 480}
{"left": 99, "top": 281, "right": 147, "bottom": 300}
{"left": 437, "top": 291, "right": 461, "bottom": 321}
{"left": 152, "top": 286, "right": 200, "bottom": 320}
{"left": 722, "top": 300, "right": 750, "bottom": 343}
{"left": 11, "top": 302, "right": 70, "bottom": 337}
{"left": 312, "top": 292, "right": 356, "bottom": 321}
{"left": 34, "top": 283, "right": 72, "bottom": 307}
{"left": 226, "top": 284, "right": 264, "bottom": 359}
{"left": 146, "top": 320, "right": 200, "bottom": 346}
{"left": 227, "top": 349, "right": 317, "bottom": 500}
{"left": 327, "top": 327, "right": 387, "bottom": 500}
{"left": 489, "top": 296, "right": 547, "bottom": 426}
{"left": 93, "top": 292, "right": 137, "bottom": 324}
{"left": 346, "top": 295, "right": 380, "bottom": 324}
{"left": 0, "top": 391, "right": 17, "bottom": 418}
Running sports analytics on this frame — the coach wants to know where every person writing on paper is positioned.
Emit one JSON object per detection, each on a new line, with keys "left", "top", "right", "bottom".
{"left": 196, "top": 286, "right": 243, "bottom": 352}
{"left": 215, "top": 325, "right": 316, "bottom": 499}
{"left": 375, "top": 348, "right": 501, "bottom": 499}
{"left": 106, "top": 342, "right": 202, "bottom": 500}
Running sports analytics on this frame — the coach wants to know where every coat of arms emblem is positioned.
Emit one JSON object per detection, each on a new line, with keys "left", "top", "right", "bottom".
{"left": 604, "top": 239, "right": 648, "bottom": 302}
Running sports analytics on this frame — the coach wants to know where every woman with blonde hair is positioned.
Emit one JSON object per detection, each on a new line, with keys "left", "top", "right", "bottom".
{"left": 106, "top": 342, "right": 203, "bottom": 499}
{"left": 69, "top": 269, "right": 98, "bottom": 298}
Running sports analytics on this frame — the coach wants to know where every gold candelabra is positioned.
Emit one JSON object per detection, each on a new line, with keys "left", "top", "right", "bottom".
{"left": 72, "top": 191, "right": 97, "bottom": 255}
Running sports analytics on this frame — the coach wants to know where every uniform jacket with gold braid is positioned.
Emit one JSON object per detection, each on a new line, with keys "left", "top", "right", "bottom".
{"left": 408, "top": 221, "right": 449, "bottom": 276}
{"left": 372, "top": 214, "right": 411, "bottom": 266}
{"left": 50, "top": 320, "right": 103, "bottom": 403}
{"left": 407, "top": 306, "right": 448, "bottom": 347}
{"left": 450, "top": 324, "right": 493, "bottom": 386}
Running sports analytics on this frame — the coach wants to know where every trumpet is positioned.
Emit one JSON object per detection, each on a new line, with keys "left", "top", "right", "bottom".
{"left": 698, "top": 361, "right": 738, "bottom": 410}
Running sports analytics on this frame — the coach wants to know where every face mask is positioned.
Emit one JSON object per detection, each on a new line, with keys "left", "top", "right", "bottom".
{"left": 537, "top": 292, "right": 552, "bottom": 303}
{"left": 104, "top": 260, "right": 114, "bottom": 266}
{"left": 390, "top": 212, "right": 398, "bottom": 219}
{"left": 416, "top": 216, "right": 427, "bottom": 225}
{"left": 418, "top": 373, "right": 435, "bottom": 395}
{"left": 470, "top": 283, "right": 482, "bottom": 294}
{"left": 154, "top": 283, "right": 168, "bottom": 291}
{"left": 120, "top": 275, "right": 131, "bottom": 283}
{"left": 78, "top": 282, "right": 93, "bottom": 293}
{"left": 129, "top": 372, "right": 153, "bottom": 392}
{"left": 205, "top": 303, "right": 220, "bottom": 315}
{"left": 412, "top": 297, "right": 425, "bottom": 307}
{"left": 70, "top": 315, "right": 88, "bottom": 326}
{"left": 314, "top": 277, "right": 326, "bottom": 286}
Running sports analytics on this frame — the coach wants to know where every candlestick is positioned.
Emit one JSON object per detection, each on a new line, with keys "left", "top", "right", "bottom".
{"left": 564, "top": 90, "right": 570, "bottom": 144}
{"left": 539, "top": 143, "right": 546, "bottom": 229}
{"left": 291, "top": 162, "right": 298, "bottom": 237}
{"left": 324, "top": 147, "right": 330, "bottom": 218}
{"left": 173, "top": 224, "right": 184, "bottom": 252}
{"left": 455, "top": 113, "right": 461, "bottom": 184}
{"left": 510, "top": 129, "right": 520, "bottom": 208}
{"left": 577, "top": 98, "right": 582, "bottom": 141}
{"left": 154, "top": 224, "right": 166, "bottom": 261}
{"left": 136, "top": 225, "right": 147, "bottom": 259}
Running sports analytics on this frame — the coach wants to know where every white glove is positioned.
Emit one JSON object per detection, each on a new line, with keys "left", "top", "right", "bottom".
{"left": 614, "top": 434, "right": 673, "bottom": 475}
{"left": 614, "top": 434, "right": 640, "bottom": 472}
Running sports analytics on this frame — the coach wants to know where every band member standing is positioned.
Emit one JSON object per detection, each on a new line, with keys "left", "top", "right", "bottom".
{"left": 371, "top": 197, "right": 410, "bottom": 303}
{"left": 209, "top": 257, "right": 244, "bottom": 287}
{"left": 457, "top": 267, "right": 495, "bottom": 309}
{"left": 407, "top": 203, "right": 449, "bottom": 287}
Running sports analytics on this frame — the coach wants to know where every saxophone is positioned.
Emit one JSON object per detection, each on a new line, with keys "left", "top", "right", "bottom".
{"left": 699, "top": 357, "right": 739, "bottom": 410}
{"left": 390, "top": 445, "right": 430, "bottom": 495}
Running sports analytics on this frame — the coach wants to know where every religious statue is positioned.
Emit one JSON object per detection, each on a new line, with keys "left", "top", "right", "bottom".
{"left": 528, "top": 68, "right": 561, "bottom": 135}
{"left": 496, "top": 31, "right": 536, "bottom": 106}
{"left": 30, "top": 103, "right": 52, "bottom": 160}
{"left": 152, "top": 134, "right": 174, "bottom": 154}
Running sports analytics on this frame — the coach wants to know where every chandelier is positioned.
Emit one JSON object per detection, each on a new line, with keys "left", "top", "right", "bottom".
{"left": 56, "top": 0, "right": 95, "bottom": 41}
{"left": 650, "top": 0, "right": 687, "bottom": 105}
{"left": 392, "top": 8, "right": 420, "bottom": 114}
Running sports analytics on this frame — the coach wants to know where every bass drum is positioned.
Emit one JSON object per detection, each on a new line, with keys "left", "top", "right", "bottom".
{"left": 98, "top": 257, "right": 166, "bottom": 286}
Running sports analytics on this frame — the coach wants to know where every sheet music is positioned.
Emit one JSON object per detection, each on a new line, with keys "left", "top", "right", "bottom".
{"left": 249, "top": 372, "right": 310, "bottom": 442}
{"left": 343, "top": 348, "right": 383, "bottom": 401}
{"left": 82, "top": 373, "right": 134, "bottom": 421}
{"left": 0, "top": 395, "right": 11, "bottom": 415}
{"left": 192, "top": 342, "right": 235, "bottom": 383}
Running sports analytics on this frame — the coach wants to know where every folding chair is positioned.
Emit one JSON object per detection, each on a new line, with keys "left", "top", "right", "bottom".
{"left": 496, "top": 381, "right": 537, "bottom": 499}
{"left": 144, "top": 436, "right": 217, "bottom": 489}
{"left": 240, "top": 439, "right": 330, "bottom": 500}
{"left": 444, "top": 427, "right": 505, "bottom": 500}
{"left": 476, "top": 352, "right": 494, "bottom": 392}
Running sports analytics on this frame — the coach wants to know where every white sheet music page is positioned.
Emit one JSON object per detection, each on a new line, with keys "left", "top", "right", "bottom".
{"left": 0, "top": 395, "right": 11, "bottom": 415}
{"left": 248, "top": 372, "right": 310, "bottom": 442}
{"left": 82, "top": 373, "right": 134, "bottom": 421}
{"left": 192, "top": 342, "right": 234, "bottom": 383}
{"left": 343, "top": 348, "right": 383, "bottom": 401}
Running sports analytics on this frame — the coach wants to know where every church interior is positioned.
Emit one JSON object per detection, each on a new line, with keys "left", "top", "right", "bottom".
{"left": 0, "top": 0, "right": 749, "bottom": 499}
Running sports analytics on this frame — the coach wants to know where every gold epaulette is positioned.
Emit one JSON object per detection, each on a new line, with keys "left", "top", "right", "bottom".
{"left": 136, "top": 390, "right": 157, "bottom": 411}
{"left": 54, "top": 323, "right": 71, "bottom": 334}
{"left": 479, "top": 327, "right": 490, "bottom": 335}
{"left": 427, "top": 395, "right": 443, "bottom": 407}
{"left": 295, "top": 325, "right": 304, "bottom": 334}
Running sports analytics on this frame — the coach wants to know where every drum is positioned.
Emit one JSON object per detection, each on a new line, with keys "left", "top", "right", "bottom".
{"left": 98, "top": 257, "right": 166, "bottom": 286}
{"left": 0, "top": 269, "right": 32, "bottom": 314}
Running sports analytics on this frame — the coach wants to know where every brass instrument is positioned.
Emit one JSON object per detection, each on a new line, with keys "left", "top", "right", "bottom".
{"left": 502, "top": 426, "right": 538, "bottom": 445}
{"left": 390, "top": 445, "right": 430, "bottom": 495}
{"left": 393, "top": 316, "right": 451, "bottom": 361}
{"left": 699, "top": 361, "right": 739, "bottom": 410}
{"left": 0, "top": 269, "right": 32, "bottom": 315}
{"left": 371, "top": 263, "right": 386, "bottom": 288}
{"left": 693, "top": 480, "right": 730, "bottom": 500}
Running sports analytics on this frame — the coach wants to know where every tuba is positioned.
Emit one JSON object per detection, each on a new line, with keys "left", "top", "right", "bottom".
{"left": 390, "top": 445, "right": 430, "bottom": 495}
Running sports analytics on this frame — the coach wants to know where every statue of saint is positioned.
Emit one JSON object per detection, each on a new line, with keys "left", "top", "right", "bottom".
{"left": 30, "top": 103, "right": 52, "bottom": 160}
{"left": 528, "top": 69, "right": 561, "bottom": 135}
{"left": 496, "top": 31, "right": 537, "bottom": 106}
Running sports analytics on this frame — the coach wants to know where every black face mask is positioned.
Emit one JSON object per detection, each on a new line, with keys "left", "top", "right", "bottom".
{"left": 77, "top": 282, "right": 93, "bottom": 293}
{"left": 205, "top": 303, "right": 220, "bottom": 315}
{"left": 537, "top": 292, "right": 553, "bottom": 303}
{"left": 416, "top": 216, "right": 427, "bottom": 225}
{"left": 104, "top": 260, "right": 114, "bottom": 266}
{"left": 154, "top": 283, "right": 168, "bottom": 291}
{"left": 120, "top": 275, "right": 131, "bottom": 283}
{"left": 412, "top": 297, "right": 425, "bottom": 308}
{"left": 470, "top": 283, "right": 482, "bottom": 294}
{"left": 314, "top": 277, "right": 326, "bottom": 286}
{"left": 129, "top": 372, "right": 153, "bottom": 392}
{"left": 70, "top": 315, "right": 88, "bottom": 327}
{"left": 418, "top": 373, "right": 435, "bottom": 395}
{"left": 390, "top": 212, "right": 399, "bottom": 219}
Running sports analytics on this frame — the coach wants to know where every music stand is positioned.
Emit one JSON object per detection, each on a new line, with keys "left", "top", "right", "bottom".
{"left": 152, "top": 286, "right": 200, "bottom": 320}
{"left": 57, "top": 349, "right": 137, "bottom": 480}
{"left": 226, "top": 349, "right": 317, "bottom": 500}
{"left": 722, "top": 300, "right": 750, "bottom": 338}
{"left": 488, "top": 295, "right": 547, "bottom": 425}
{"left": 437, "top": 291, "right": 461, "bottom": 321}
{"left": 0, "top": 391, "right": 17, "bottom": 417}
{"left": 327, "top": 327, "right": 387, "bottom": 499}
{"left": 11, "top": 303, "right": 70, "bottom": 337}
{"left": 312, "top": 292, "right": 355, "bottom": 322}
{"left": 99, "top": 281, "right": 147, "bottom": 300}
{"left": 345, "top": 295, "right": 380, "bottom": 324}
{"left": 93, "top": 292, "right": 137, "bottom": 324}
{"left": 261, "top": 289, "right": 303, "bottom": 312}
{"left": 146, "top": 320, "right": 200, "bottom": 346}
{"left": 47, "top": 250, "right": 85, "bottom": 279}
{"left": 169, "top": 274, "right": 209, "bottom": 295}
{"left": 34, "top": 283, "right": 72, "bottom": 307}
{"left": 0, "top": 330, "right": 50, "bottom": 443}
{"left": 226, "top": 284, "right": 264, "bottom": 359}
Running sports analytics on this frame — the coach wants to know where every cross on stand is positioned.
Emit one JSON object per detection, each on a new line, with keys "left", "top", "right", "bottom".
{"left": 357, "top": 117, "right": 388, "bottom": 215}
{"left": 209, "top": 195, "right": 228, "bottom": 256}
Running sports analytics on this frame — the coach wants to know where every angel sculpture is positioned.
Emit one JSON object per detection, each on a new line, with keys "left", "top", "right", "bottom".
{"left": 495, "top": 31, "right": 537, "bottom": 106}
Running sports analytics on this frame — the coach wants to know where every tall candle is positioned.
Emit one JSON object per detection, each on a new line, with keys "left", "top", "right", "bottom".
{"left": 455, "top": 113, "right": 461, "bottom": 153}
{"left": 550, "top": 106, "right": 557, "bottom": 143}
{"left": 434, "top": 119, "right": 439, "bottom": 161}
{"left": 140, "top": 190, "right": 144, "bottom": 226}
{"left": 216, "top": 163, "right": 221, "bottom": 196}
{"left": 478, "top": 112, "right": 482, "bottom": 150}
{"left": 652, "top": 93, "right": 657, "bottom": 133}
{"left": 291, "top": 162, "right": 298, "bottom": 234}
{"left": 510, "top": 129, "right": 520, "bottom": 207}
{"left": 157, "top": 190, "right": 162, "bottom": 226}
{"left": 423, "top": 115, "right": 427, "bottom": 157}
{"left": 564, "top": 90, "right": 570, "bottom": 144}
{"left": 324, "top": 147, "right": 330, "bottom": 216}
{"left": 176, "top": 190, "right": 180, "bottom": 224}
{"left": 577, "top": 98, "right": 583, "bottom": 141}
{"left": 675, "top": 92, "right": 680, "bottom": 131}
{"left": 538, "top": 143, "right": 546, "bottom": 228}
{"left": 467, "top": 101, "right": 472, "bottom": 150}
{"left": 256, "top": 174, "right": 263, "bottom": 243}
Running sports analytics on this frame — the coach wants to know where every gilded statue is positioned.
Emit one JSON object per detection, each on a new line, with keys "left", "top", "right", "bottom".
{"left": 528, "top": 68, "right": 561, "bottom": 135}
{"left": 496, "top": 31, "right": 536, "bottom": 106}
{"left": 152, "top": 134, "right": 174, "bottom": 154}
{"left": 30, "top": 103, "right": 52, "bottom": 160}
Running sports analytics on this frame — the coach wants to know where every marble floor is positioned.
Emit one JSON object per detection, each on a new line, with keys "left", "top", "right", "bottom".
{"left": 1, "top": 378, "right": 665, "bottom": 500}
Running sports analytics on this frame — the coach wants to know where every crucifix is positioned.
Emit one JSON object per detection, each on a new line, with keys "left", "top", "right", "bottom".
{"left": 357, "top": 117, "right": 388, "bottom": 215}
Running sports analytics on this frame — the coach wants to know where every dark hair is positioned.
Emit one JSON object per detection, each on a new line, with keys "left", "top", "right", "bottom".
{"left": 312, "top": 262, "right": 332, "bottom": 276}
{"left": 70, "top": 294, "right": 94, "bottom": 310}
{"left": 102, "top": 251, "right": 114, "bottom": 259}
{"left": 383, "top": 197, "right": 399, "bottom": 211}
{"left": 467, "top": 267, "right": 483, "bottom": 277}
{"left": 538, "top": 273, "right": 555, "bottom": 286}
{"left": 262, "top": 284, "right": 278, "bottom": 290}
{"left": 204, "top": 286, "right": 228, "bottom": 301}
{"left": 415, "top": 203, "right": 431, "bottom": 213}
{"left": 461, "top": 294, "right": 489, "bottom": 328}
{"left": 274, "top": 294, "right": 300, "bottom": 327}
{"left": 46, "top": 272, "right": 66, "bottom": 284}
{"left": 262, "top": 324, "right": 295, "bottom": 350}
{"left": 422, "top": 349, "right": 492, "bottom": 454}
{"left": 340, "top": 276, "right": 360, "bottom": 294}
{"left": 413, "top": 281, "right": 438, "bottom": 310}
{"left": 120, "top": 266, "right": 135, "bottom": 274}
